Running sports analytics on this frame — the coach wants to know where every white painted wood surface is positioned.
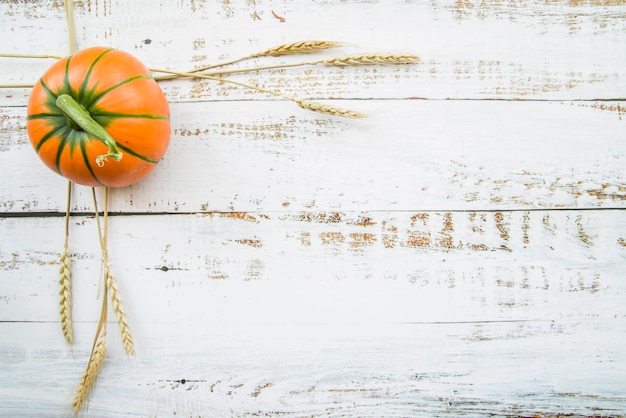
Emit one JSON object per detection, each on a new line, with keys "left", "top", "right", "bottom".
{"left": 1, "top": 1, "right": 625, "bottom": 417}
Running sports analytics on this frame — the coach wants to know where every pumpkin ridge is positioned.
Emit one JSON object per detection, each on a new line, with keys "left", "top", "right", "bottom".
{"left": 36, "top": 124, "right": 70, "bottom": 153}
{"left": 55, "top": 129, "right": 72, "bottom": 174}
{"left": 37, "top": 79, "right": 64, "bottom": 116}
{"left": 93, "top": 113, "right": 170, "bottom": 125}
{"left": 63, "top": 57, "right": 74, "bottom": 99}
{"left": 77, "top": 48, "right": 113, "bottom": 104}
{"left": 78, "top": 134, "right": 104, "bottom": 186}
{"left": 87, "top": 75, "right": 153, "bottom": 111}
{"left": 115, "top": 142, "right": 160, "bottom": 164}
{"left": 27, "top": 114, "right": 65, "bottom": 122}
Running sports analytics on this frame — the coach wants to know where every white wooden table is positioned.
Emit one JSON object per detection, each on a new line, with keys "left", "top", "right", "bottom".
{"left": 1, "top": 1, "right": 625, "bottom": 417}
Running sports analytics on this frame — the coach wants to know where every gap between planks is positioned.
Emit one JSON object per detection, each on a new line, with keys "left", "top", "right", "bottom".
{"left": 1, "top": 207, "right": 625, "bottom": 219}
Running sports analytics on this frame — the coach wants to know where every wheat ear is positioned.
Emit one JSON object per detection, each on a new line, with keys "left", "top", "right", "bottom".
{"left": 295, "top": 100, "right": 365, "bottom": 118}
{"left": 59, "top": 180, "right": 73, "bottom": 344}
{"left": 59, "top": 243, "right": 73, "bottom": 344}
{"left": 250, "top": 40, "right": 342, "bottom": 57}
{"left": 72, "top": 330, "right": 106, "bottom": 415}
{"left": 104, "top": 266, "right": 134, "bottom": 355}
{"left": 73, "top": 245, "right": 108, "bottom": 415}
{"left": 323, "top": 54, "right": 420, "bottom": 66}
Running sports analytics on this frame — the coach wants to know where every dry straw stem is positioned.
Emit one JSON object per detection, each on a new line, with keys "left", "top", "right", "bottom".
{"left": 0, "top": 52, "right": 62, "bottom": 59}
{"left": 95, "top": 187, "right": 134, "bottom": 356}
{"left": 73, "top": 263, "right": 109, "bottom": 416}
{"left": 73, "top": 187, "right": 113, "bottom": 416}
{"left": 64, "top": 0, "right": 77, "bottom": 54}
{"left": 179, "top": 54, "right": 420, "bottom": 78}
{"left": 151, "top": 68, "right": 365, "bottom": 118}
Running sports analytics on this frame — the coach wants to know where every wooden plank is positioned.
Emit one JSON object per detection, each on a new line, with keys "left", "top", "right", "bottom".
{"left": 1, "top": 210, "right": 625, "bottom": 415}
{"left": 1, "top": 0, "right": 626, "bottom": 106}
{"left": 2, "top": 210, "right": 625, "bottom": 324}
{"left": 2, "top": 100, "right": 625, "bottom": 214}
{"left": 1, "top": 320, "right": 624, "bottom": 417}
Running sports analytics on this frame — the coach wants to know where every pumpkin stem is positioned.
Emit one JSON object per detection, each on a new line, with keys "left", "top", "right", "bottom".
{"left": 55, "top": 94, "right": 123, "bottom": 167}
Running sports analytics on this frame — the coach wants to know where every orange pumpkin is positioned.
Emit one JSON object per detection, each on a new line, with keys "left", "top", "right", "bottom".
{"left": 27, "top": 46, "right": 171, "bottom": 187}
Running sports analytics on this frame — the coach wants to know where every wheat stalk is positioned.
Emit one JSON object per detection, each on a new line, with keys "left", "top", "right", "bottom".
{"left": 72, "top": 331, "right": 106, "bottom": 415}
{"left": 177, "top": 54, "right": 420, "bottom": 78}
{"left": 64, "top": 0, "right": 77, "bottom": 55}
{"left": 2, "top": 52, "right": 421, "bottom": 88}
{"left": 323, "top": 54, "right": 420, "bottom": 66}
{"left": 93, "top": 187, "right": 134, "bottom": 356}
{"left": 152, "top": 68, "right": 365, "bottom": 118}
{"left": 0, "top": 53, "right": 62, "bottom": 59}
{"left": 104, "top": 266, "right": 134, "bottom": 355}
{"left": 296, "top": 100, "right": 365, "bottom": 118}
{"left": 72, "top": 187, "right": 111, "bottom": 416}
{"left": 73, "top": 249, "right": 108, "bottom": 416}
{"left": 0, "top": 83, "right": 37, "bottom": 88}
{"left": 155, "top": 40, "right": 342, "bottom": 81}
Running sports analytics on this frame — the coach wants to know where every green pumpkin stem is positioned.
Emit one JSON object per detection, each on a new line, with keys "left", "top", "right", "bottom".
{"left": 55, "top": 94, "right": 123, "bottom": 166}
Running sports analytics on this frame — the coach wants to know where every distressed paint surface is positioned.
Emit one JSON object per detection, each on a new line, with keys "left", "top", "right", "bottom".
{"left": 2, "top": 211, "right": 625, "bottom": 323}
{"left": 2, "top": 100, "right": 626, "bottom": 213}
{"left": 1, "top": 0, "right": 626, "bottom": 105}
{"left": 1, "top": 0, "right": 625, "bottom": 417}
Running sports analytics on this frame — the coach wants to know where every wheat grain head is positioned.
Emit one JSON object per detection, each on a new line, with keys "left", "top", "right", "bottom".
{"left": 324, "top": 54, "right": 420, "bottom": 66}
{"left": 104, "top": 267, "right": 134, "bottom": 356}
{"left": 296, "top": 100, "right": 365, "bottom": 119}
{"left": 59, "top": 247, "right": 73, "bottom": 344}
{"left": 253, "top": 40, "right": 342, "bottom": 57}
{"left": 72, "top": 335, "right": 106, "bottom": 416}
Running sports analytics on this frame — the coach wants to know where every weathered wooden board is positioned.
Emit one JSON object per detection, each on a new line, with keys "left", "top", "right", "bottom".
{"left": 1, "top": 0, "right": 626, "bottom": 417}
{"left": 1, "top": 320, "right": 625, "bottom": 417}
{"left": 1, "top": 0, "right": 626, "bottom": 106}
{"left": 2, "top": 210, "right": 626, "bottom": 324}
{"left": 1, "top": 212, "right": 625, "bottom": 416}
{"left": 2, "top": 100, "right": 625, "bottom": 214}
